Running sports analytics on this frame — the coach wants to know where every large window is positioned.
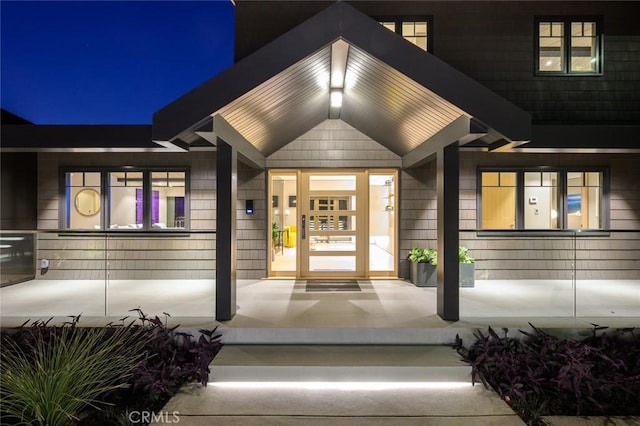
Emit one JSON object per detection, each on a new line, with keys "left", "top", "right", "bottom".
{"left": 536, "top": 17, "right": 602, "bottom": 74}
{"left": 479, "top": 168, "right": 607, "bottom": 231}
{"left": 62, "top": 168, "right": 188, "bottom": 231}
{"left": 379, "top": 17, "right": 431, "bottom": 51}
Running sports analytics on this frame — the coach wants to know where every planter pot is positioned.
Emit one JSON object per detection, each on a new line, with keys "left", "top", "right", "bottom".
{"left": 459, "top": 263, "right": 475, "bottom": 287}
{"left": 410, "top": 262, "right": 437, "bottom": 287}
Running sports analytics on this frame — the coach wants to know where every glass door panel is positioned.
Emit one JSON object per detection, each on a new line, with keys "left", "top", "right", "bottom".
{"left": 300, "top": 171, "right": 366, "bottom": 278}
{"left": 269, "top": 172, "right": 297, "bottom": 275}
{"left": 369, "top": 173, "right": 396, "bottom": 273}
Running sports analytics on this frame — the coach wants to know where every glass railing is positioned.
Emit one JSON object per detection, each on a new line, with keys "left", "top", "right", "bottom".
{"left": 459, "top": 229, "right": 640, "bottom": 318}
{"left": 0, "top": 231, "right": 36, "bottom": 287}
{"left": 1, "top": 229, "right": 636, "bottom": 321}
{"left": 0, "top": 230, "right": 215, "bottom": 319}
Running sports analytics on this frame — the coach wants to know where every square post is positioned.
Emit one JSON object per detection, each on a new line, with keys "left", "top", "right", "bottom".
{"left": 436, "top": 144, "right": 460, "bottom": 321}
{"left": 216, "top": 140, "right": 237, "bottom": 321}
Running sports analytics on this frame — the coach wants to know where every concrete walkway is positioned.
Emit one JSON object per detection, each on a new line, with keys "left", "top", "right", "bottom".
{"left": 155, "top": 382, "right": 524, "bottom": 425}
{"left": 153, "top": 344, "right": 524, "bottom": 425}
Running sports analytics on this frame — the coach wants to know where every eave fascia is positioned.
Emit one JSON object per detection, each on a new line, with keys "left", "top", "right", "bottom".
{"left": 0, "top": 124, "right": 167, "bottom": 152}
{"left": 151, "top": 3, "right": 345, "bottom": 144}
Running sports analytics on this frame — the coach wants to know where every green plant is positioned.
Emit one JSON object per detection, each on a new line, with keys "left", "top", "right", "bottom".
{"left": 409, "top": 246, "right": 474, "bottom": 265}
{"left": 458, "top": 246, "right": 475, "bottom": 263}
{"left": 1, "top": 320, "right": 148, "bottom": 426}
{"left": 272, "top": 222, "right": 279, "bottom": 244}
{"left": 408, "top": 247, "right": 437, "bottom": 265}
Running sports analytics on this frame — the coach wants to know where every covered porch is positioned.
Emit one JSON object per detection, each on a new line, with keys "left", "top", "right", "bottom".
{"left": 2, "top": 278, "right": 638, "bottom": 334}
{"left": 152, "top": 2, "right": 531, "bottom": 322}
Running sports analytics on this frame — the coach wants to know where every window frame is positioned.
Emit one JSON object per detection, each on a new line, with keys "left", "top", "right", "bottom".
{"left": 59, "top": 167, "right": 190, "bottom": 232}
{"left": 477, "top": 166, "right": 609, "bottom": 234}
{"left": 534, "top": 16, "right": 604, "bottom": 76}
{"left": 376, "top": 15, "right": 434, "bottom": 53}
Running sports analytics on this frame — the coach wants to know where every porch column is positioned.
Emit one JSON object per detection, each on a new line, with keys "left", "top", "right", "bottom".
{"left": 216, "top": 140, "right": 237, "bottom": 321}
{"left": 436, "top": 144, "right": 459, "bottom": 321}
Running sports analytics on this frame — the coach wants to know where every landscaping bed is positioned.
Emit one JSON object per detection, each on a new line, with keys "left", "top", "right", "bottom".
{"left": 455, "top": 324, "right": 640, "bottom": 426}
{"left": 1, "top": 309, "right": 222, "bottom": 425}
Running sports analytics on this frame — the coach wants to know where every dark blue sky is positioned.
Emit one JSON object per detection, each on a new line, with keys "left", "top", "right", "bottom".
{"left": 1, "top": 1, "right": 235, "bottom": 124}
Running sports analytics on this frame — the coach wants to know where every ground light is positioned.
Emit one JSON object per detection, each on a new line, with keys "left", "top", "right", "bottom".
{"left": 210, "top": 382, "right": 471, "bottom": 391}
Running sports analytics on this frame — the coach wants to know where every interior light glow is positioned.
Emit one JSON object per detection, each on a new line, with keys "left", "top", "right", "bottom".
{"left": 209, "top": 381, "right": 471, "bottom": 391}
{"left": 330, "top": 90, "right": 343, "bottom": 108}
{"left": 545, "top": 60, "right": 553, "bottom": 66}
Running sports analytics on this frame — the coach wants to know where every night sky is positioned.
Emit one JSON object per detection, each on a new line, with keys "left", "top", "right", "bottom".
{"left": 1, "top": 1, "right": 235, "bottom": 124}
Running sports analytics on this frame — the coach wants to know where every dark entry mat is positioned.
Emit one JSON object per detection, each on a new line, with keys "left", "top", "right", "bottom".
{"left": 305, "top": 279, "right": 361, "bottom": 292}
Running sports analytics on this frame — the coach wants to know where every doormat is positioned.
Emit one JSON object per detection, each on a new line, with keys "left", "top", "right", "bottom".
{"left": 305, "top": 279, "right": 361, "bottom": 292}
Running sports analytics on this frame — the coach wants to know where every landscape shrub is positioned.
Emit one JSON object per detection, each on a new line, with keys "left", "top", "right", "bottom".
{"left": 455, "top": 324, "right": 640, "bottom": 425}
{"left": 1, "top": 310, "right": 222, "bottom": 426}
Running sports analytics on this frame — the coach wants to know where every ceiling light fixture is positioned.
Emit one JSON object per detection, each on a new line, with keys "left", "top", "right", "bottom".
{"left": 330, "top": 89, "right": 343, "bottom": 108}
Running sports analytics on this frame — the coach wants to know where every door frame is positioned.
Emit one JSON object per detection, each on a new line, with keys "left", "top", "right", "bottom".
{"left": 298, "top": 170, "right": 367, "bottom": 278}
{"left": 267, "top": 168, "right": 399, "bottom": 279}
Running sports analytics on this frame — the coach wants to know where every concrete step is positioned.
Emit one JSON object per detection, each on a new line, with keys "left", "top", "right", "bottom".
{"left": 218, "top": 327, "right": 476, "bottom": 345}
{"left": 210, "top": 345, "right": 470, "bottom": 383}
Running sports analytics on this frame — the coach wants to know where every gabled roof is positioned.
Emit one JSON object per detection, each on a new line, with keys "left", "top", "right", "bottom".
{"left": 152, "top": 2, "right": 531, "bottom": 168}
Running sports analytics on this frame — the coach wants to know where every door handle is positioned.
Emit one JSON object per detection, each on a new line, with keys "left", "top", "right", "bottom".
{"left": 301, "top": 215, "right": 306, "bottom": 239}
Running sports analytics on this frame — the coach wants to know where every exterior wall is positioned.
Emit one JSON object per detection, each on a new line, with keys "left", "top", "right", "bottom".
{"left": 459, "top": 151, "right": 640, "bottom": 280}
{"left": 398, "top": 163, "right": 437, "bottom": 279}
{"left": 35, "top": 151, "right": 216, "bottom": 280}
{"left": 398, "top": 151, "right": 640, "bottom": 280}
{"left": 1, "top": 152, "right": 37, "bottom": 230}
{"left": 267, "top": 120, "right": 401, "bottom": 169}
{"left": 27, "top": 146, "right": 640, "bottom": 282}
{"left": 237, "top": 163, "right": 266, "bottom": 279}
{"left": 235, "top": 0, "right": 640, "bottom": 125}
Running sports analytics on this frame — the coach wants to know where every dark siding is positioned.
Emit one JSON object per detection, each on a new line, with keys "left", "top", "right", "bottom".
{"left": 234, "top": 1, "right": 640, "bottom": 125}
{"left": 1, "top": 152, "right": 37, "bottom": 230}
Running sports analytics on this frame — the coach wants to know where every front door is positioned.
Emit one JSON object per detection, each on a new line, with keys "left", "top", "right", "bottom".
{"left": 299, "top": 171, "right": 367, "bottom": 278}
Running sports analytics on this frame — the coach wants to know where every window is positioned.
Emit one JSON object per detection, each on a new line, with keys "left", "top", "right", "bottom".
{"left": 379, "top": 17, "right": 431, "bottom": 51}
{"left": 62, "top": 168, "right": 188, "bottom": 230}
{"left": 479, "top": 168, "right": 607, "bottom": 231}
{"left": 536, "top": 17, "right": 602, "bottom": 74}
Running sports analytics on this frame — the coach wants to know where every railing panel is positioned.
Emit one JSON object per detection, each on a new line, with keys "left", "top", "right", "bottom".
{"left": 0, "top": 231, "right": 36, "bottom": 287}
{"left": 0, "top": 231, "right": 216, "bottom": 319}
{"left": 460, "top": 230, "right": 640, "bottom": 318}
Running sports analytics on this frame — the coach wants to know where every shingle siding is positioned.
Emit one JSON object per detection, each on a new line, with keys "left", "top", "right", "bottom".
{"left": 236, "top": 1, "right": 640, "bottom": 125}
{"left": 35, "top": 152, "right": 217, "bottom": 280}
{"left": 458, "top": 151, "right": 640, "bottom": 280}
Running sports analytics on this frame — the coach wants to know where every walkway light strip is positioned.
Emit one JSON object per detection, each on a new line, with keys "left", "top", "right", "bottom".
{"left": 210, "top": 381, "right": 471, "bottom": 391}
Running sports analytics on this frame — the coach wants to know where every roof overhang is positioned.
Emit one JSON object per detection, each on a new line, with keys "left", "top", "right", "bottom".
{"left": 152, "top": 2, "right": 531, "bottom": 168}
{"left": 0, "top": 125, "right": 175, "bottom": 153}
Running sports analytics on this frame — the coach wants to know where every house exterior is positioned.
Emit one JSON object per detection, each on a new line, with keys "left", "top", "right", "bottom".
{"left": 1, "top": 1, "right": 639, "bottom": 322}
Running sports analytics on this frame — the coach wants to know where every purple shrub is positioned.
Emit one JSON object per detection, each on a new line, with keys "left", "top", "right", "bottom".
{"left": 455, "top": 324, "right": 640, "bottom": 425}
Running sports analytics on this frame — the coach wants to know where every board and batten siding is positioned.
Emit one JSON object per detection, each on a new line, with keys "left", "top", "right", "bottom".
{"left": 35, "top": 152, "right": 216, "bottom": 280}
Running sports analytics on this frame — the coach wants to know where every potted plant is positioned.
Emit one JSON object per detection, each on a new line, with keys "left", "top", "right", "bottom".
{"left": 458, "top": 246, "right": 475, "bottom": 287}
{"left": 408, "top": 246, "right": 476, "bottom": 287}
{"left": 408, "top": 247, "right": 437, "bottom": 287}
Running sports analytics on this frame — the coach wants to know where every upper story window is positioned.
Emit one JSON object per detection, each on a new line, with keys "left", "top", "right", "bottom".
{"left": 536, "top": 17, "right": 602, "bottom": 75}
{"left": 62, "top": 168, "right": 188, "bottom": 231}
{"left": 479, "top": 168, "right": 607, "bottom": 231}
{"left": 379, "top": 17, "right": 431, "bottom": 52}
